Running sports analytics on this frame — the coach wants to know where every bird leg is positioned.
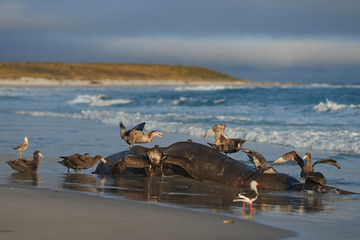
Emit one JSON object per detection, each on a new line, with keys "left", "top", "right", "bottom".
{"left": 160, "top": 160, "right": 164, "bottom": 178}
{"left": 242, "top": 202, "right": 246, "bottom": 216}
{"left": 249, "top": 204, "right": 254, "bottom": 216}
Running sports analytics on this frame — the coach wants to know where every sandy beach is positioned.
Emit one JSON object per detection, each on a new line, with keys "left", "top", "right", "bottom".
{"left": 0, "top": 184, "right": 294, "bottom": 240}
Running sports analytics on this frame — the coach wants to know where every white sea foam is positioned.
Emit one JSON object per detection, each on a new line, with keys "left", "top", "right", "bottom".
{"left": 313, "top": 98, "right": 360, "bottom": 112}
{"left": 307, "top": 83, "right": 360, "bottom": 89}
{"left": 174, "top": 85, "right": 232, "bottom": 91}
{"left": 12, "top": 111, "right": 85, "bottom": 119}
{"left": 66, "top": 94, "right": 132, "bottom": 107}
{"left": 12, "top": 109, "right": 360, "bottom": 153}
{"left": 66, "top": 94, "right": 106, "bottom": 104}
{"left": 171, "top": 97, "right": 225, "bottom": 106}
{"left": 214, "top": 99, "right": 226, "bottom": 104}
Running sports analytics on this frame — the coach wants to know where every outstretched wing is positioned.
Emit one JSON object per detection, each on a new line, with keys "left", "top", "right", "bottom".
{"left": 313, "top": 159, "right": 341, "bottom": 169}
{"left": 272, "top": 151, "right": 304, "bottom": 168}
{"left": 127, "top": 122, "right": 146, "bottom": 135}
{"left": 241, "top": 148, "right": 276, "bottom": 173}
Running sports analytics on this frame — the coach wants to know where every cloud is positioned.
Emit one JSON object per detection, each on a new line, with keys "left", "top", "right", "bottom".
{"left": 95, "top": 36, "right": 360, "bottom": 68}
{"left": 0, "top": 1, "right": 71, "bottom": 30}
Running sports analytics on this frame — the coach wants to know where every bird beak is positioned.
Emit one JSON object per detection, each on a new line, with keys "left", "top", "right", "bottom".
{"left": 156, "top": 132, "right": 164, "bottom": 138}
{"left": 272, "top": 157, "right": 283, "bottom": 165}
{"left": 302, "top": 155, "right": 307, "bottom": 160}
{"left": 39, "top": 153, "right": 44, "bottom": 158}
{"left": 101, "top": 158, "right": 107, "bottom": 164}
{"left": 257, "top": 183, "right": 260, "bottom": 186}
{"left": 204, "top": 128, "right": 213, "bottom": 138}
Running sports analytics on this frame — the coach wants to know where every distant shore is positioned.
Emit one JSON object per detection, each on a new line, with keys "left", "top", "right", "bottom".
{"left": 0, "top": 77, "right": 299, "bottom": 87}
{"left": 0, "top": 77, "right": 247, "bottom": 87}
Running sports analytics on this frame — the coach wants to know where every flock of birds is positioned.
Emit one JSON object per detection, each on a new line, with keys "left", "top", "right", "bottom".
{"left": 6, "top": 122, "right": 342, "bottom": 213}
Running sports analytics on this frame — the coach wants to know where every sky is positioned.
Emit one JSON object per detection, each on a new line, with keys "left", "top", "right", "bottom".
{"left": 1, "top": 0, "right": 360, "bottom": 83}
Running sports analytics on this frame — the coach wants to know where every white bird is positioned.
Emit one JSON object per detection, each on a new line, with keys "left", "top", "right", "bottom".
{"left": 13, "top": 136, "right": 29, "bottom": 158}
{"left": 233, "top": 180, "right": 259, "bottom": 212}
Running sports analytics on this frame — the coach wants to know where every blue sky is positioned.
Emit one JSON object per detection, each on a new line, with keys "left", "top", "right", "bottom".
{"left": 1, "top": 0, "right": 360, "bottom": 83}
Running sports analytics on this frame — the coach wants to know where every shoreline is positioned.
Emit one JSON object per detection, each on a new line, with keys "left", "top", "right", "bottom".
{"left": 0, "top": 184, "right": 295, "bottom": 240}
{"left": 0, "top": 77, "right": 300, "bottom": 87}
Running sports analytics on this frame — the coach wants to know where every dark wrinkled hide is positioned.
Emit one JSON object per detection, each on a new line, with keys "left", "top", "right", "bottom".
{"left": 95, "top": 142, "right": 355, "bottom": 194}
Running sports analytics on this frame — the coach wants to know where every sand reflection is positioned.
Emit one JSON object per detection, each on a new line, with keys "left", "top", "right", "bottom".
{"left": 5, "top": 170, "right": 341, "bottom": 217}
{"left": 8, "top": 172, "right": 39, "bottom": 186}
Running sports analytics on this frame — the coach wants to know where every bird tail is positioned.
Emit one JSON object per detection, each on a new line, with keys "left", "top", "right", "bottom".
{"left": 119, "top": 121, "right": 126, "bottom": 138}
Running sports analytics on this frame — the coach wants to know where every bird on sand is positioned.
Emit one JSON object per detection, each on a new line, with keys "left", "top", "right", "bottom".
{"left": 119, "top": 121, "right": 164, "bottom": 148}
{"left": 13, "top": 136, "right": 29, "bottom": 158}
{"left": 233, "top": 180, "right": 260, "bottom": 214}
{"left": 7, "top": 150, "right": 43, "bottom": 173}
{"left": 58, "top": 153, "right": 107, "bottom": 174}
{"left": 204, "top": 124, "right": 246, "bottom": 155}
{"left": 272, "top": 151, "right": 341, "bottom": 178}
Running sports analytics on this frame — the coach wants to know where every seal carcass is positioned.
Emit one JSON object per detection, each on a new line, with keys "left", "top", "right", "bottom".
{"left": 95, "top": 141, "right": 302, "bottom": 191}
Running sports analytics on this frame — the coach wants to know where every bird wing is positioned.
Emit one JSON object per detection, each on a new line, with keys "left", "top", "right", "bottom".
{"left": 123, "top": 155, "right": 151, "bottom": 168}
{"left": 230, "top": 138, "right": 247, "bottom": 144}
{"left": 273, "top": 151, "right": 304, "bottom": 168}
{"left": 163, "top": 155, "right": 201, "bottom": 180}
{"left": 7, "top": 159, "right": 33, "bottom": 170}
{"left": 241, "top": 148, "right": 275, "bottom": 173}
{"left": 59, "top": 154, "right": 88, "bottom": 168}
{"left": 305, "top": 172, "right": 327, "bottom": 186}
{"left": 233, "top": 190, "right": 257, "bottom": 202}
{"left": 14, "top": 142, "right": 27, "bottom": 150}
{"left": 127, "top": 122, "right": 146, "bottom": 135}
{"left": 313, "top": 159, "right": 341, "bottom": 169}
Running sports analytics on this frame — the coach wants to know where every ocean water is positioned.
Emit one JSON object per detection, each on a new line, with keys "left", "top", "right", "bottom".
{"left": 1, "top": 83, "right": 360, "bottom": 239}
{"left": 1, "top": 83, "right": 359, "bottom": 154}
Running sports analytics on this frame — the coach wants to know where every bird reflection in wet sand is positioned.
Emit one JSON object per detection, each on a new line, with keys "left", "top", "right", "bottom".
{"left": 99, "top": 175, "right": 165, "bottom": 203}
{"left": 9, "top": 172, "right": 38, "bottom": 186}
{"left": 62, "top": 174, "right": 102, "bottom": 193}
{"left": 96, "top": 174, "right": 334, "bottom": 218}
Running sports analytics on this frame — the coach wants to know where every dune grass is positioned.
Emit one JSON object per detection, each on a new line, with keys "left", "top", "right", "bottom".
{"left": 0, "top": 62, "right": 244, "bottom": 82}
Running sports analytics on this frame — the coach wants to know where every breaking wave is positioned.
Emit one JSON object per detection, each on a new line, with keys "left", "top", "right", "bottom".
{"left": 12, "top": 109, "right": 360, "bottom": 154}
{"left": 66, "top": 94, "right": 132, "bottom": 107}
{"left": 313, "top": 98, "right": 360, "bottom": 112}
{"left": 171, "top": 97, "right": 225, "bottom": 106}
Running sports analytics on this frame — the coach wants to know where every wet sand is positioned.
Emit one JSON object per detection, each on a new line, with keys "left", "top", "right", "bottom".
{"left": 0, "top": 185, "right": 294, "bottom": 240}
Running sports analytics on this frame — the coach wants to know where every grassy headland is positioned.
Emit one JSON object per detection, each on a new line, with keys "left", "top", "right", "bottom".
{"left": 0, "top": 62, "right": 245, "bottom": 83}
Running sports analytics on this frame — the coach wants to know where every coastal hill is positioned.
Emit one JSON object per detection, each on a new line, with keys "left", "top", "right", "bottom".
{"left": 0, "top": 62, "right": 246, "bottom": 83}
